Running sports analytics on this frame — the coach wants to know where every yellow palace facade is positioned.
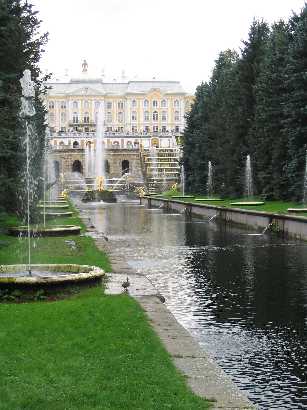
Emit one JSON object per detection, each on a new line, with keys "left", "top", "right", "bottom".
{"left": 46, "top": 61, "right": 193, "bottom": 150}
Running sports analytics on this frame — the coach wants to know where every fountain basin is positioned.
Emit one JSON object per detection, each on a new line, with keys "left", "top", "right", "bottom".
{"left": 171, "top": 195, "right": 195, "bottom": 199}
{"left": 41, "top": 211, "right": 73, "bottom": 218}
{"left": 230, "top": 201, "right": 264, "bottom": 206}
{"left": 37, "top": 204, "right": 69, "bottom": 209}
{"left": 0, "top": 264, "right": 104, "bottom": 286}
{"left": 287, "top": 208, "right": 307, "bottom": 213}
{"left": 195, "top": 198, "right": 223, "bottom": 202}
{"left": 8, "top": 225, "right": 81, "bottom": 237}
{"left": 40, "top": 201, "right": 68, "bottom": 205}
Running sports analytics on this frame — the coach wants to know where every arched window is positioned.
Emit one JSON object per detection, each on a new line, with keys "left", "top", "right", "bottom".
{"left": 106, "top": 101, "right": 112, "bottom": 109}
{"left": 84, "top": 112, "right": 90, "bottom": 123}
{"left": 161, "top": 99, "right": 167, "bottom": 108}
{"left": 143, "top": 99, "right": 149, "bottom": 108}
{"left": 122, "top": 160, "right": 130, "bottom": 174}
{"left": 118, "top": 111, "right": 123, "bottom": 122}
{"left": 53, "top": 161, "right": 60, "bottom": 179}
{"left": 152, "top": 100, "right": 158, "bottom": 108}
{"left": 144, "top": 111, "right": 149, "bottom": 122}
{"left": 95, "top": 101, "right": 100, "bottom": 108}
{"left": 107, "top": 111, "right": 112, "bottom": 123}
{"left": 72, "top": 160, "right": 82, "bottom": 173}
{"left": 118, "top": 100, "right": 124, "bottom": 109}
{"left": 73, "top": 141, "right": 79, "bottom": 148}
{"left": 127, "top": 141, "right": 133, "bottom": 149}
{"left": 104, "top": 160, "right": 110, "bottom": 174}
{"left": 153, "top": 111, "right": 158, "bottom": 121}
{"left": 131, "top": 111, "right": 137, "bottom": 121}
{"left": 174, "top": 110, "right": 180, "bottom": 122}
{"left": 161, "top": 111, "right": 167, "bottom": 122}
{"left": 59, "top": 141, "right": 64, "bottom": 147}
{"left": 48, "top": 101, "right": 54, "bottom": 109}
{"left": 60, "top": 101, "right": 66, "bottom": 109}
{"left": 84, "top": 100, "right": 89, "bottom": 109}
{"left": 73, "top": 112, "right": 78, "bottom": 123}
{"left": 174, "top": 99, "right": 179, "bottom": 107}
{"left": 61, "top": 112, "right": 66, "bottom": 122}
{"left": 73, "top": 101, "right": 78, "bottom": 109}
{"left": 132, "top": 99, "right": 137, "bottom": 108}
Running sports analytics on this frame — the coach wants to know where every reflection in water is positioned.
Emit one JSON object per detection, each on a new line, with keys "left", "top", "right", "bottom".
{"left": 86, "top": 202, "right": 307, "bottom": 409}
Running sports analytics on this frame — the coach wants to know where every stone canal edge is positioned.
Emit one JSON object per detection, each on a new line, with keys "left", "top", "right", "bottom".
{"left": 79, "top": 208, "right": 255, "bottom": 410}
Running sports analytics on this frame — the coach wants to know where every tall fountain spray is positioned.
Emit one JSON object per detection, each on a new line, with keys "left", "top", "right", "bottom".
{"left": 95, "top": 104, "right": 105, "bottom": 190}
{"left": 20, "top": 70, "right": 36, "bottom": 275}
{"left": 207, "top": 161, "right": 213, "bottom": 197}
{"left": 303, "top": 150, "right": 307, "bottom": 204}
{"left": 181, "top": 164, "right": 185, "bottom": 196}
{"left": 245, "top": 155, "right": 253, "bottom": 198}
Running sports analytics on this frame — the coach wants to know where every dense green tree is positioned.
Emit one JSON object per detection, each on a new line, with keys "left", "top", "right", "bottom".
{"left": 283, "top": 5, "right": 307, "bottom": 200}
{"left": 0, "top": 0, "right": 48, "bottom": 214}
{"left": 252, "top": 21, "right": 290, "bottom": 199}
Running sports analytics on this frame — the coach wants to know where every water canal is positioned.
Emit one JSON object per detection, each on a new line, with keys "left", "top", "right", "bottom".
{"left": 85, "top": 200, "right": 307, "bottom": 409}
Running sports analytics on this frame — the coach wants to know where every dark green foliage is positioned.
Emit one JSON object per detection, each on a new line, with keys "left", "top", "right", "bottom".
{"left": 0, "top": 0, "right": 49, "bottom": 214}
{"left": 184, "top": 6, "right": 307, "bottom": 201}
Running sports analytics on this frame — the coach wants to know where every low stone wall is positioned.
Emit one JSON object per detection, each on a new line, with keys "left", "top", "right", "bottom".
{"left": 141, "top": 197, "right": 307, "bottom": 240}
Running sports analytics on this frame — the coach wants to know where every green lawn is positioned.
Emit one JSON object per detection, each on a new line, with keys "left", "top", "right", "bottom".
{"left": 157, "top": 191, "right": 307, "bottom": 216}
{"left": 0, "top": 203, "right": 212, "bottom": 409}
{"left": 0, "top": 288, "right": 211, "bottom": 410}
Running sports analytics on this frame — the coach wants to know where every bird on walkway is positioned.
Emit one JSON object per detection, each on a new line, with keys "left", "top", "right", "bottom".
{"left": 122, "top": 276, "right": 130, "bottom": 292}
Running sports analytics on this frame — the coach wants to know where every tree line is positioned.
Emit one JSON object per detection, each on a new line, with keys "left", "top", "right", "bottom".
{"left": 0, "top": 0, "right": 48, "bottom": 215}
{"left": 183, "top": 4, "right": 307, "bottom": 201}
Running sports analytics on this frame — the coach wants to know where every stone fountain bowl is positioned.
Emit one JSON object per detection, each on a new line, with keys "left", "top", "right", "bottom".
{"left": 37, "top": 204, "right": 69, "bottom": 209}
{"left": 0, "top": 264, "right": 104, "bottom": 286}
{"left": 8, "top": 225, "right": 81, "bottom": 237}
{"left": 41, "top": 211, "right": 73, "bottom": 218}
{"left": 230, "top": 201, "right": 265, "bottom": 206}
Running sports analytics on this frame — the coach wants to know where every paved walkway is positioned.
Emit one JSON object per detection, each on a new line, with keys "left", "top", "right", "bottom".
{"left": 80, "top": 210, "right": 255, "bottom": 409}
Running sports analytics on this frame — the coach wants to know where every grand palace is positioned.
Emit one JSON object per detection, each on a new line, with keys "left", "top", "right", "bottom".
{"left": 45, "top": 61, "right": 193, "bottom": 190}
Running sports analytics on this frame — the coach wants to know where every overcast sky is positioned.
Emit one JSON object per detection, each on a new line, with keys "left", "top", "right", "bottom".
{"left": 31, "top": 0, "right": 306, "bottom": 93}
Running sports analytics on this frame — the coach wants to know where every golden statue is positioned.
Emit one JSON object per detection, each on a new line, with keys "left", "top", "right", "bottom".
{"left": 96, "top": 176, "right": 104, "bottom": 192}
{"left": 171, "top": 183, "right": 178, "bottom": 192}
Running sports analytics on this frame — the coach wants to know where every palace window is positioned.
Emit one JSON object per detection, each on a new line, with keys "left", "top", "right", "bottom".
{"left": 73, "top": 141, "right": 79, "bottom": 148}
{"left": 161, "top": 99, "right": 167, "bottom": 108}
{"left": 144, "top": 111, "right": 149, "bottom": 122}
{"left": 144, "top": 126, "right": 150, "bottom": 133}
{"left": 73, "top": 112, "right": 78, "bottom": 123}
{"left": 153, "top": 126, "right": 158, "bottom": 133}
{"left": 162, "top": 126, "right": 167, "bottom": 132}
{"left": 132, "top": 126, "right": 137, "bottom": 133}
{"left": 48, "top": 101, "right": 55, "bottom": 109}
{"left": 118, "top": 101, "right": 124, "bottom": 110}
{"left": 95, "top": 101, "right": 100, "bottom": 108}
{"left": 84, "top": 112, "right": 90, "bottom": 123}
{"left": 132, "top": 99, "right": 137, "bottom": 108}
{"left": 60, "top": 101, "right": 66, "bottom": 109}
{"left": 49, "top": 112, "right": 55, "bottom": 123}
{"left": 174, "top": 111, "right": 180, "bottom": 122}
{"left": 162, "top": 111, "right": 167, "bottom": 122}
{"left": 153, "top": 111, "right": 158, "bottom": 121}
{"left": 84, "top": 100, "right": 89, "bottom": 109}
{"left": 73, "top": 101, "right": 78, "bottom": 109}
{"left": 152, "top": 100, "right": 158, "bottom": 108}
{"left": 143, "top": 99, "right": 149, "bottom": 108}
{"left": 107, "top": 111, "right": 112, "bottom": 123}
{"left": 118, "top": 111, "right": 123, "bottom": 122}
{"left": 174, "top": 99, "right": 180, "bottom": 107}
{"left": 131, "top": 111, "right": 137, "bottom": 121}
{"left": 106, "top": 101, "right": 112, "bottom": 109}
{"left": 61, "top": 112, "right": 66, "bottom": 123}
{"left": 175, "top": 126, "right": 180, "bottom": 133}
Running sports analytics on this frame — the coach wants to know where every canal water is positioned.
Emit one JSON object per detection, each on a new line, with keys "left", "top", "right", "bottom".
{"left": 87, "top": 201, "right": 307, "bottom": 409}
